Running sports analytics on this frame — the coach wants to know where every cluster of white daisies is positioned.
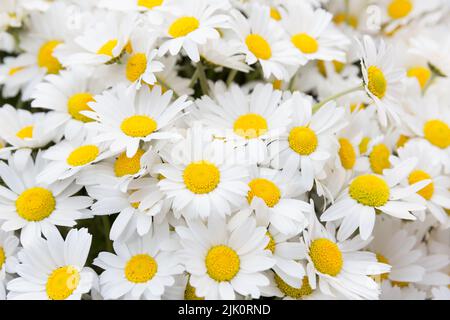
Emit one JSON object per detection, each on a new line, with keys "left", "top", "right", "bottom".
{"left": 0, "top": 0, "right": 449, "bottom": 301}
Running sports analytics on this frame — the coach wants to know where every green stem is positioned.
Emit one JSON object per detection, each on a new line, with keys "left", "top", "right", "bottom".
{"left": 312, "top": 83, "right": 364, "bottom": 112}
{"left": 197, "top": 61, "right": 209, "bottom": 96}
{"left": 226, "top": 69, "right": 238, "bottom": 86}
{"left": 157, "top": 77, "right": 179, "bottom": 99}
{"left": 101, "top": 215, "right": 113, "bottom": 252}
{"left": 188, "top": 69, "right": 200, "bottom": 88}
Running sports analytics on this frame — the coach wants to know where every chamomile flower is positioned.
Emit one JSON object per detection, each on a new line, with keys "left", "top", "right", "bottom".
{"left": 158, "top": 0, "right": 230, "bottom": 62}
{"left": 7, "top": 227, "right": 94, "bottom": 300}
{"left": 84, "top": 85, "right": 191, "bottom": 158}
{"left": 359, "top": 35, "right": 405, "bottom": 126}
{"left": 94, "top": 223, "right": 183, "bottom": 300}
{"left": 0, "top": 151, "right": 92, "bottom": 245}
{"left": 194, "top": 83, "right": 293, "bottom": 164}
{"left": 269, "top": 93, "right": 346, "bottom": 191}
{"left": 176, "top": 216, "right": 275, "bottom": 300}
{"left": 321, "top": 158, "right": 429, "bottom": 241}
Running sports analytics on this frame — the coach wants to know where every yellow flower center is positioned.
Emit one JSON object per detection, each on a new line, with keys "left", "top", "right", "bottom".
{"left": 367, "top": 66, "right": 387, "bottom": 99}
{"left": 233, "top": 113, "right": 268, "bottom": 139}
{"left": 245, "top": 34, "right": 272, "bottom": 60}
{"left": 205, "top": 245, "right": 240, "bottom": 282}
{"left": 46, "top": 266, "right": 80, "bottom": 300}
{"left": 67, "top": 145, "right": 100, "bottom": 167}
{"left": 376, "top": 253, "right": 390, "bottom": 281}
{"left": 275, "top": 274, "right": 313, "bottom": 299}
{"left": 309, "top": 238, "right": 343, "bottom": 276}
{"left": 16, "top": 126, "right": 34, "bottom": 139}
{"left": 248, "top": 178, "right": 281, "bottom": 208}
{"left": 126, "top": 53, "right": 147, "bottom": 82}
{"left": 137, "top": 0, "right": 163, "bottom": 9}
{"left": 272, "top": 80, "right": 282, "bottom": 90}
{"left": 407, "top": 66, "right": 431, "bottom": 90}
{"left": 121, "top": 115, "right": 158, "bottom": 138}
{"left": 114, "top": 149, "right": 145, "bottom": 177}
{"left": 396, "top": 134, "right": 410, "bottom": 149}
{"left": 317, "top": 60, "right": 345, "bottom": 77}
{"left": 97, "top": 39, "right": 118, "bottom": 57}
{"left": 16, "top": 187, "right": 55, "bottom": 221}
{"left": 349, "top": 174, "right": 390, "bottom": 207}
{"left": 288, "top": 126, "right": 318, "bottom": 156}
{"left": 125, "top": 254, "right": 157, "bottom": 283}
{"left": 265, "top": 232, "right": 276, "bottom": 253}
{"left": 184, "top": 280, "right": 204, "bottom": 300}
{"left": 408, "top": 170, "right": 434, "bottom": 200}
{"left": 388, "top": 0, "right": 413, "bottom": 19}
{"left": 369, "top": 143, "right": 391, "bottom": 174}
{"left": 339, "top": 138, "right": 356, "bottom": 170}
{"left": 8, "top": 66, "right": 25, "bottom": 76}
{"left": 0, "top": 247, "right": 5, "bottom": 269}
{"left": 333, "top": 13, "right": 358, "bottom": 28}
{"left": 169, "top": 16, "right": 199, "bottom": 38}
{"left": 38, "top": 40, "right": 63, "bottom": 74}
{"left": 423, "top": 120, "right": 450, "bottom": 149}
{"left": 67, "top": 93, "right": 95, "bottom": 123}
{"left": 291, "top": 33, "right": 319, "bottom": 54}
{"left": 183, "top": 161, "right": 220, "bottom": 194}
{"left": 359, "top": 137, "right": 370, "bottom": 154}
{"left": 270, "top": 7, "right": 282, "bottom": 21}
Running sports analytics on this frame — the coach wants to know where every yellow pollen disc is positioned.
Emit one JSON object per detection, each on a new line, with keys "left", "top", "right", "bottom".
{"left": 67, "top": 145, "right": 100, "bottom": 167}
{"left": 274, "top": 274, "right": 313, "bottom": 299}
{"left": 396, "top": 134, "right": 410, "bottom": 149}
{"left": 309, "top": 238, "right": 343, "bottom": 276}
{"left": 205, "top": 245, "right": 240, "bottom": 282}
{"left": 288, "top": 126, "right": 318, "bottom": 156}
{"left": 125, "top": 254, "right": 157, "bottom": 283}
{"left": 273, "top": 80, "right": 282, "bottom": 90}
{"left": 16, "top": 126, "right": 33, "bottom": 139}
{"left": 359, "top": 137, "right": 370, "bottom": 154}
{"left": 0, "top": 247, "right": 5, "bottom": 269}
{"left": 408, "top": 170, "right": 434, "bottom": 200}
{"left": 349, "top": 174, "right": 390, "bottom": 207}
{"left": 367, "top": 66, "right": 387, "bottom": 99}
{"left": 16, "top": 187, "right": 55, "bottom": 222}
{"left": 97, "top": 39, "right": 118, "bottom": 57}
{"left": 183, "top": 161, "right": 220, "bottom": 194}
{"left": 126, "top": 53, "right": 147, "bottom": 82}
{"left": 131, "top": 202, "right": 140, "bottom": 209}
{"left": 121, "top": 115, "right": 158, "bottom": 138}
{"left": 270, "top": 7, "right": 282, "bottom": 21}
{"left": 38, "top": 40, "right": 63, "bottom": 74}
{"left": 407, "top": 66, "right": 431, "bottom": 89}
{"left": 233, "top": 113, "right": 268, "bottom": 139}
{"left": 388, "top": 0, "right": 413, "bottom": 19}
{"left": 392, "top": 281, "right": 410, "bottom": 287}
{"left": 369, "top": 144, "right": 391, "bottom": 174}
{"left": 245, "top": 34, "right": 272, "bottom": 60}
{"left": 248, "top": 178, "right": 281, "bottom": 208}
{"left": 376, "top": 253, "right": 390, "bottom": 281}
{"left": 184, "top": 280, "right": 204, "bottom": 300}
{"left": 333, "top": 13, "right": 358, "bottom": 28}
{"left": 291, "top": 33, "right": 319, "bottom": 54}
{"left": 67, "top": 93, "right": 95, "bottom": 123}
{"left": 339, "top": 138, "right": 356, "bottom": 170}
{"left": 265, "top": 232, "right": 276, "bottom": 253}
{"left": 46, "top": 266, "right": 80, "bottom": 300}
{"left": 137, "top": 0, "right": 163, "bottom": 9}
{"left": 317, "top": 60, "right": 345, "bottom": 77}
{"left": 114, "top": 149, "right": 145, "bottom": 177}
{"left": 8, "top": 66, "right": 25, "bottom": 76}
{"left": 169, "top": 16, "right": 199, "bottom": 38}
{"left": 423, "top": 120, "right": 450, "bottom": 149}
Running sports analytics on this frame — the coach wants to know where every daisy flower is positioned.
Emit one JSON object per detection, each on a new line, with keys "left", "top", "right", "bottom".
{"left": 157, "top": 126, "right": 249, "bottom": 220}
{"left": 7, "top": 227, "right": 94, "bottom": 300}
{"left": 321, "top": 157, "right": 429, "bottom": 241}
{"left": 84, "top": 85, "right": 191, "bottom": 158}
{"left": 158, "top": 0, "right": 230, "bottom": 62}
{"left": 229, "top": 4, "right": 300, "bottom": 80}
{"left": 94, "top": 223, "right": 183, "bottom": 300}
{"left": 300, "top": 213, "right": 391, "bottom": 300}
{"left": 359, "top": 35, "right": 405, "bottom": 126}
{"left": 194, "top": 83, "right": 293, "bottom": 164}
{"left": 176, "top": 216, "right": 275, "bottom": 300}
{"left": 0, "top": 151, "right": 92, "bottom": 245}
{"left": 269, "top": 93, "right": 346, "bottom": 191}
{"left": 0, "top": 230, "right": 19, "bottom": 298}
